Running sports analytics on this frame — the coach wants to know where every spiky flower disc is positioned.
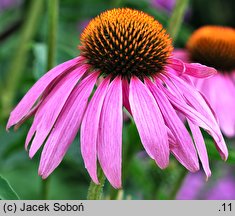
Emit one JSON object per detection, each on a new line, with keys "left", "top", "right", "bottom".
{"left": 187, "top": 26, "right": 235, "bottom": 72}
{"left": 80, "top": 8, "right": 173, "bottom": 79}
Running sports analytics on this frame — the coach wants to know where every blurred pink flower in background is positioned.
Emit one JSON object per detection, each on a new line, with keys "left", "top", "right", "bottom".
{"left": 174, "top": 26, "right": 235, "bottom": 137}
{"left": 176, "top": 172, "right": 205, "bottom": 199}
{"left": 151, "top": 0, "right": 176, "bottom": 14}
{"left": 7, "top": 9, "right": 227, "bottom": 189}
{"left": 0, "top": 0, "right": 22, "bottom": 12}
{"left": 151, "top": 0, "right": 191, "bottom": 19}
{"left": 177, "top": 169, "right": 235, "bottom": 200}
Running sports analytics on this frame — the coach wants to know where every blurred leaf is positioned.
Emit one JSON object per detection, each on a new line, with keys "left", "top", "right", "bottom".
{"left": 0, "top": 9, "right": 22, "bottom": 34}
{"left": 0, "top": 125, "right": 27, "bottom": 159}
{"left": 0, "top": 176, "right": 19, "bottom": 200}
{"left": 33, "top": 43, "right": 48, "bottom": 79}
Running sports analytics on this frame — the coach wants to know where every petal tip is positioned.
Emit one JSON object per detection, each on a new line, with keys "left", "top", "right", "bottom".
{"left": 6, "top": 120, "right": 12, "bottom": 131}
{"left": 29, "top": 149, "right": 36, "bottom": 159}
{"left": 205, "top": 172, "right": 212, "bottom": 181}
{"left": 91, "top": 176, "right": 99, "bottom": 185}
{"left": 112, "top": 182, "right": 122, "bottom": 189}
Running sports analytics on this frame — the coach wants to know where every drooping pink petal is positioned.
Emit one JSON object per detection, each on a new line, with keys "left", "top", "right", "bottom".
{"left": 146, "top": 78, "right": 199, "bottom": 172}
{"left": 14, "top": 101, "right": 41, "bottom": 130}
{"left": 97, "top": 77, "right": 123, "bottom": 189}
{"left": 166, "top": 126, "right": 177, "bottom": 145}
{"left": 27, "top": 65, "right": 89, "bottom": 157}
{"left": 38, "top": 72, "right": 99, "bottom": 178}
{"left": 156, "top": 74, "right": 211, "bottom": 176}
{"left": 185, "top": 63, "right": 217, "bottom": 78}
{"left": 7, "top": 56, "right": 85, "bottom": 129}
{"left": 129, "top": 76, "right": 169, "bottom": 169}
{"left": 182, "top": 75, "right": 218, "bottom": 122}
{"left": 170, "top": 73, "right": 227, "bottom": 158}
{"left": 188, "top": 121, "right": 211, "bottom": 178}
{"left": 201, "top": 74, "right": 235, "bottom": 137}
{"left": 80, "top": 77, "right": 110, "bottom": 184}
{"left": 160, "top": 73, "right": 228, "bottom": 160}
{"left": 122, "top": 79, "right": 132, "bottom": 114}
{"left": 169, "top": 57, "right": 217, "bottom": 78}
{"left": 168, "top": 58, "right": 186, "bottom": 75}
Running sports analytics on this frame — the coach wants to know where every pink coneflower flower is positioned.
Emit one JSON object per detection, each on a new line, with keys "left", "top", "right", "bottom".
{"left": 7, "top": 8, "right": 228, "bottom": 188}
{"left": 174, "top": 26, "right": 235, "bottom": 137}
{"left": 177, "top": 169, "right": 235, "bottom": 200}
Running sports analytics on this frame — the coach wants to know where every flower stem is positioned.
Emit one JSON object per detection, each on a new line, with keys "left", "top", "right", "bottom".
{"left": 47, "top": 0, "right": 58, "bottom": 71}
{"left": 169, "top": 168, "right": 188, "bottom": 199}
{"left": 87, "top": 165, "right": 106, "bottom": 200}
{"left": 167, "top": 0, "right": 189, "bottom": 42}
{"left": 41, "top": 0, "right": 59, "bottom": 200}
{"left": 41, "top": 179, "right": 50, "bottom": 200}
{"left": 0, "top": 0, "right": 43, "bottom": 119}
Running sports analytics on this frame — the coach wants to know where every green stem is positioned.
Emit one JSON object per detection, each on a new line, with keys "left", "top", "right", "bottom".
{"left": 41, "top": 178, "right": 50, "bottom": 200}
{"left": 47, "top": 0, "right": 58, "bottom": 71}
{"left": 169, "top": 168, "right": 188, "bottom": 199}
{"left": 167, "top": 0, "right": 189, "bottom": 42}
{"left": 41, "top": 0, "right": 59, "bottom": 200}
{"left": 42, "top": 0, "right": 59, "bottom": 200}
{"left": 87, "top": 166, "right": 106, "bottom": 200}
{"left": 1, "top": 0, "right": 44, "bottom": 119}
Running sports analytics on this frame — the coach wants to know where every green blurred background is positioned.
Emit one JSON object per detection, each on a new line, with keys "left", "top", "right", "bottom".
{"left": 0, "top": 0, "right": 235, "bottom": 200}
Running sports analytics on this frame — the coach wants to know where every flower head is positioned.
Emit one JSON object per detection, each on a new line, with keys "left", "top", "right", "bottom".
{"left": 187, "top": 26, "right": 235, "bottom": 71}
{"left": 80, "top": 8, "right": 173, "bottom": 79}
{"left": 174, "top": 26, "right": 235, "bottom": 137}
{"left": 7, "top": 9, "right": 227, "bottom": 188}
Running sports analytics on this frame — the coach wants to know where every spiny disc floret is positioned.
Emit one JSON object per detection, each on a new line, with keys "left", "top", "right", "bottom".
{"left": 80, "top": 8, "right": 173, "bottom": 79}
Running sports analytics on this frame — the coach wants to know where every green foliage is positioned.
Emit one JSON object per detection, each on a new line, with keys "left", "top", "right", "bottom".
{"left": 33, "top": 43, "right": 48, "bottom": 79}
{"left": 205, "top": 137, "right": 235, "bottom": 164}
{"left": 0, "top": 176, "right": 19, "bottom": 200}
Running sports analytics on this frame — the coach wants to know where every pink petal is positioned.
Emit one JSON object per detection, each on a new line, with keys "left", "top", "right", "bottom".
{"left": 80, "top": 77, "right": 110, "bottom": 184}
{"left": 169, "top": 57, "right": 217, "bottom": 78}
{"left": 129, "top": 76, "right": 169, "bottom": 169}
{"left": 7, "top": 56, "right": 84, "bottom": 129}
{"left": 147, "top": 78, "right": 199, "bottom": 172}
{"left": 38, "top": 72, "right": 99, "bottom": 178}
{"left": 122, "top": 79, "right": 132, "bottom": 114}
{"left": 231, "top": 71, "right": 235, "bottom": 82}
{"left": 27, "top": 65, "right": 89, "bottom": 156}
{"left": 173, "top": 49, "right": 190, "bottom": 62}
{"left": 97, "top": 77, "right": 123, "bottom": 189}
{"left": 161, "top": 73, "right": 228, "bottom": 160}
{"left": 167, "top": 126, "right": 177, "bottom": 145}
{"left": 185, "top": 63, "right": 217, "bottom": 78}
{"left": 188, "top": 121, "right": 211, "bottom": 178}
{"left": 202, "top": 74, "right": 235, "bottom": 137}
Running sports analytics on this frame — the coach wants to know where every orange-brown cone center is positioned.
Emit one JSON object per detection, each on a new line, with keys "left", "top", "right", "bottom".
{"left": 80, "top": 8, "right": 173, "bottom": 79}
